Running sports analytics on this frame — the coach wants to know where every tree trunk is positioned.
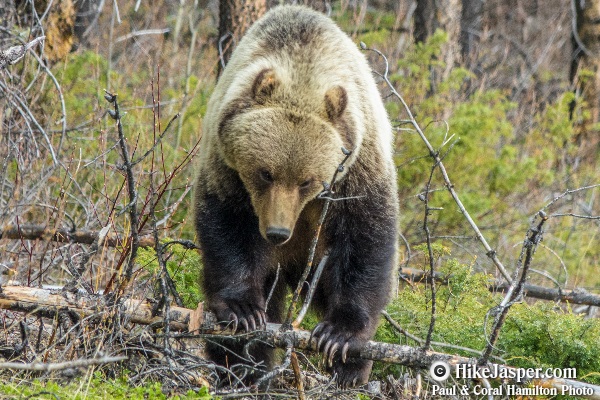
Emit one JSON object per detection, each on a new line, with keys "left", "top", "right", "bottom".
{"left": 460, "top": 0, "right": 483, "bottom": 63}
{"left": 217, "top": 0, "right": 267, "bottom": 76}
{"left": 570, "top": 0, "right": 600, "bottom": 160}
{"left": 414, "top": 0, "right": 437, "bottom": 43}
{"left": 413, "top": 0, "right": 462, "bottom": 101}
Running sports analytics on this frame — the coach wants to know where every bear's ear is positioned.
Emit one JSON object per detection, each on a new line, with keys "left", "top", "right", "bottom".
{"left": 252, "top": 69, "right": 279, "bottom": 104}
{"left": 324, "top": 86, "right": 348, "bottom": 121}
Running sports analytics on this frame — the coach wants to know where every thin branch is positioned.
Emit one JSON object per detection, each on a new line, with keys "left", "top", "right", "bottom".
{"left": 381, "top": 311, "right": 504, "bottom": 362}
{"left": 0, "top": 224, "right": 156, "bottom": 248}
{"left": 293, "top": 253, "right": 329, "bottom": 327}
{"left": 114, "top": 28, "right": 170, "bottom": 43}
{"left": 540, "top": 184, "right": 600, "bottom": 213}
{"left": 0, "top": 80, "right": 58, "bottom": 165}
{"left": 290, "top": 351, "right": 306, "bottom": 400}
{"left": 265, "top": 264, "right": 280, "bottom": 313}
{"left": 104, "top": 90, "right": 140, "bottom": 292}
{"left": 479, "top": 212, "right": 548, "bottom": 364}
{"left": 112, "top": 0, "right": 122, "bottom": 23}
{"left": 0, "top": 36, "right": 45, "bottom": 69}
{"left": 283, "top": 148, "right": 353, "bottom": 330}
{"left": 362, "top": 43, "right": 512, "bottom": 284}
{"left": 28, "top": 51, "right": 67, "bottom": 157}
{"left": 549, "top": 213, "right": 600, "bottom": 220}
{"left": 421, "top": 161, "right": 438, "bottom": 350}
{"left": 131, "top": 113, "right": 180, "bottom": 166}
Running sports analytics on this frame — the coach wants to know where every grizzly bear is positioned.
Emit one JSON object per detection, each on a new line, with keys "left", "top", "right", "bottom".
{"left": 194, "top": 5, "right": 398, "bottom": 388}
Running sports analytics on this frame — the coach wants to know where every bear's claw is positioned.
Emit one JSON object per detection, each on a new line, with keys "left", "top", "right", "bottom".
{"left": 213, "top": 299, "right": 266, "bottom": 333}
{"left": 311, "top": 321, "right": 354, "bottom": 368}
{"left": 310, "top": 321, "right": 372, "bottom": 387}
{"left": 341, "top": 342, "right": 349, "bottom": 363}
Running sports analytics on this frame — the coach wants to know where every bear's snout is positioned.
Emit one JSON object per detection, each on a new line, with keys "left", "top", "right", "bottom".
{"left": 265, "top": 226, "right": 291, "bottom": 245}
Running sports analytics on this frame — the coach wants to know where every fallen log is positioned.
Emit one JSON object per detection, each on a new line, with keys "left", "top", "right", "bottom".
{"left": 400, "top": 267, "right": 600, "bottom": 307}
{"left": 0, "top": 224, "right": 155, "bottom": 248}
{"left": 0, "top": 285, "right": 598, "bottom": 398}
{"left": 0, "top": 356, "right": 128, "bottom": 371}
{"left": 0, "top": 285, "right": 195, "bottom": 331}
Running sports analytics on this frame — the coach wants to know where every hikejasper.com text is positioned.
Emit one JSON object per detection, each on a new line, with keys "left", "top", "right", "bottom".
{"left": 455, "top": 364, "right": 577, "bottom": 382}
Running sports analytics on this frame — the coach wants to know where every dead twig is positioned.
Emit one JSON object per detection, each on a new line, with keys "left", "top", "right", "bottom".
{"left": 0, "top": 224, "right": 155, "bottom": 248}
{"left": 399, "top": 266, "right": 600, "bottom": 307}
{"left": 381, "top": 310, "right": 504, "bottom": 362}
{"left": 362, "top": 42, "right": 512, "bottom": 284}
{"left": 421, "top": 160, "right": 438, "bottom": 350}
{"left": 104, "top": 90, "right": 140, "bottom": 294}
{"left": 479, "top": 211, "right": 548, "bottom": 364}
{"left": 293, "top": 253, "right": 329, "bottom": 327}
{"left": 290, "top": 351, "right": 306, "bottom": 400}
{"left": 282, "top": 147, "right": 353, "bottom": 330}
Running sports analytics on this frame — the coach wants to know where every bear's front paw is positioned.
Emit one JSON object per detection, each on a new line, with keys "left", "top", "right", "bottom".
{"left": 310, "top": 321, "right": 363, "bottom": 366}
{"left": 211, "top": 298, "right": 266, "bottom": 333}
{"left": 310, "top": 321, "right": 372, "bottom": 388}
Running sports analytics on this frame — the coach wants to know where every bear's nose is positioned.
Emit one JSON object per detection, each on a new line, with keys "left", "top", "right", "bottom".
{"left": 266, "top": 227, "right": 291, "bottom": 245}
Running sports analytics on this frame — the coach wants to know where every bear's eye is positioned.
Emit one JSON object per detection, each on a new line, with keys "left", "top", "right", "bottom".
{"left": 260, "top": 170, "right": 274, "bottom": 183}
{"left": 299, "top": 179, "right": 312, "bottom": 189}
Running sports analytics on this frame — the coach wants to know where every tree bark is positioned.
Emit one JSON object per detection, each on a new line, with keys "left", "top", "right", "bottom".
{"left": 413, "top": 0, "right": 462, "bottom": 98}
{"left": 217, "top": 0, "right": 267, "bottom": 76}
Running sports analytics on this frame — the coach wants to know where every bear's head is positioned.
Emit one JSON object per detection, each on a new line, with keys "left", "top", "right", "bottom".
{"left": 218, "top": 68, "right": 351, "bottom": 245}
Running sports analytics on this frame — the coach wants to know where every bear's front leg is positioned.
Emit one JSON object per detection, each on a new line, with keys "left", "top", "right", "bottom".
{"left": 310, "top": 190, "right": 397, "bottom": 388}
{"left": 196, "top": 193, "right": 270, "bottom": 333}
{"left": 196, "top": 193, "right": 276, "bottom": 383}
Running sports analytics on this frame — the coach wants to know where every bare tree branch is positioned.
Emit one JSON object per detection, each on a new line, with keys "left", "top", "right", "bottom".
{"left": 480, "top": 213, "right": 548, "bottom": 364}
{"left": 362, "top": 43, "right": 513, "bottom": 284}
{"left": 0, "top": 36, "right": 45, "bottom": 70}
{"left": 104, "top": 90, "right": 140, "bottom": 293}
{"left": 283, "top": 147, "right": 353, "bottom": 329}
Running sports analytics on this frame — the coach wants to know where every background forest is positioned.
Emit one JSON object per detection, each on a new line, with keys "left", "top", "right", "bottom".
{"left": 0, "top": 0, "right": 599, "bottom": 399}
